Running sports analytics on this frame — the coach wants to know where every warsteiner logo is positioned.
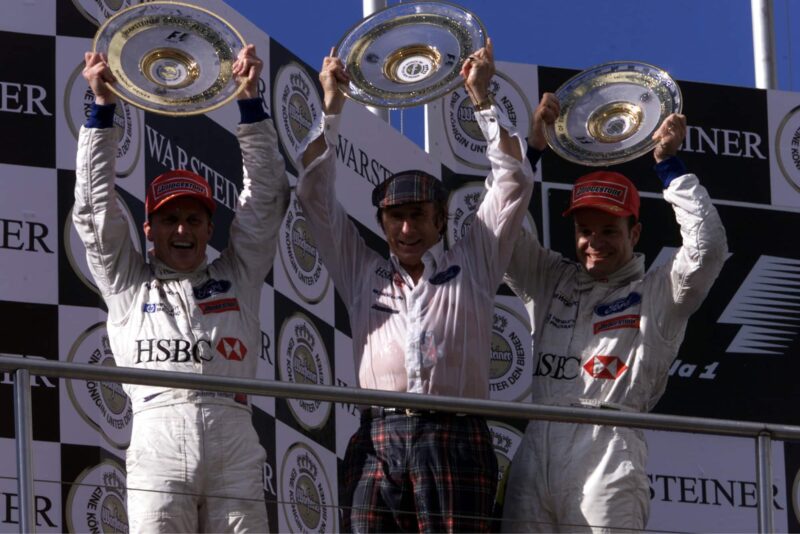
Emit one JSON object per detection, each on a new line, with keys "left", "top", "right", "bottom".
{"left": 775, "top": 105, "right": 800, "bottom": 194}
{"left": 446, "top": 183, "right": 483, "bottom": 248}
{"left": 66, "top": 322, "right": 132, "bottom": 449}
{"left": 280, "top": 442, "right": 334, "bottom": 533}
{"left": 279, "top": 196, "right": 330, "bottom": 303}
{"left": 489, "top": 420, "right": 523, "bottom": 505}
{"left": 278, "top": 314, "right": 332, "bottom": 430}
{"left": 65, "top": 60, "right": 141, "bottom": 177}
{"left": 446, "top": 182, "right": 536, "bottom": 248}
{"left": 489, "top": 304, "right": 532, "bottom": 401}
{"left": 273, "top": 62, "right": 321, "bottom": 168}
{"left": 66, "top": 459, "right": 129, "bottom": 534}
{"left": 444, "top": 71, "right": 531, "bottom": 170}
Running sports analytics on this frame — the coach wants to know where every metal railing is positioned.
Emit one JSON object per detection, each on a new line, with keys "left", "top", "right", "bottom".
{"left": 2, "top": 354, "right": 798, "bottom": 533}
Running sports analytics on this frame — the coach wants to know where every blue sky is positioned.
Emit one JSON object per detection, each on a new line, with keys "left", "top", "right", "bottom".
{"left": 225, "top": 0, "right": 800, "bottom": 146}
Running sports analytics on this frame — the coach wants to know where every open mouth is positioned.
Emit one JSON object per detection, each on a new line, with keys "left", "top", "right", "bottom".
{"left": 398, "top": 239, "right": 421, "bottom": 248}
{"left": 172, "top": 241, "right": 194, "bottom": 250}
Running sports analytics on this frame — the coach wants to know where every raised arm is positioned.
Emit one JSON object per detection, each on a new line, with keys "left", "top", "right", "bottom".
{"left": 301, "top": 48, "right": 348, "bottom": 168}
{"left": 461, "top": 38, "right": 521, "bottom": 162}
{"left": 295, "top": 51, "right": 375, "bottom": 305}
{"left": 73, "top": 52, "right": 146, "bottom": 308}
{"left": 458, "top": 38, "right": 535, "bottom": 287}
{"left": 503, "top": 92, "right": 568, "bottom": 302}
{"left": 215, "top": 45, "right": 290, "bottom": 286}
{"left": 649, "top": 114, "right": 728, "bottom": 331}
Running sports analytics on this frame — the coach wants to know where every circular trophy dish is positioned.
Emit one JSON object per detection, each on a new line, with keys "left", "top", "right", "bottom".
{"left": 93, "top": 1, "right": 246, "bottom": 116}
{"left": 334, "top": 1, "right": 487, "bottom": 108}
{"left": 545, "top": 61, "right": 682, "bottom": 166}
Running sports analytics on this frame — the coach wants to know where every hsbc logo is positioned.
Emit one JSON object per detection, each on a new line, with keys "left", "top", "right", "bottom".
{"left": 719, "top": 255, "right": 800, "bottom": 355}
{"left": 134, "top": 338, "right": 212, "bottom": 364}
{"left": 216, "top": 337, "right": 247, "bottom": 361}
{"left": 534, "top": 352, "right": 580, "bottom": 380}
{"left": 583, "top": 355, "right": 628, "bottom": 379}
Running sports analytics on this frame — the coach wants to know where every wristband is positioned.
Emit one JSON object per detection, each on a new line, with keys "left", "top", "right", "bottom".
{"left": 472, "top": 97, "right": 494, "bottom": 112}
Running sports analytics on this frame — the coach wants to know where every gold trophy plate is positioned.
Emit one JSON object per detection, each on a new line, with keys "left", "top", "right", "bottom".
{"left": 334, "top": 1, "right": 487, "bottom": 109}
{"left": 546, "top": 61, "right": 683, "bottom": 166}
{"left": 93, "top": 1, "right": 246, "bottom": 116}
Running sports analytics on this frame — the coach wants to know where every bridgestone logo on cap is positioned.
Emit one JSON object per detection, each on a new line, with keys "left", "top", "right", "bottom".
{"left": 154, "top": 180, "right": 207, "bottom": 200}
{"left": 573, "top": 181, "right": 628, "bottom": 206}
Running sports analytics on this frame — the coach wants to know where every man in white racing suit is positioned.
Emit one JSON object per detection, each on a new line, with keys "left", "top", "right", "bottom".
{"left": 73, "top": 46, "right": 289, "bottom": 533}
{"left": 501, "top": 94, "right": 728, "bottom": 532}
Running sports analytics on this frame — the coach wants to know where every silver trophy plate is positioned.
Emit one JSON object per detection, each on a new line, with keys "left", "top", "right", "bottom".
{"left": 93, "top": 1, "right": 246, "bottom": 116}
{"left": 334, "top": 1, "right": 487, "bottom": 109}
{"left": 546, "top": 61, "right": 683, "bottom": 166}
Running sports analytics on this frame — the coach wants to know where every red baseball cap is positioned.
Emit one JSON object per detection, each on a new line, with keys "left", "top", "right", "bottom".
{"left": 145, "top": 170, "right": 216, "bottom": 216}
{"left": 562, "top": 171, "right": 640, "bottom": 221}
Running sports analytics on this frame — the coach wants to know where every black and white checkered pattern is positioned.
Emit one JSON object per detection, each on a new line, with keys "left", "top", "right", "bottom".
{"left": 2, "top": 1, "right": 800, "bottom": 532}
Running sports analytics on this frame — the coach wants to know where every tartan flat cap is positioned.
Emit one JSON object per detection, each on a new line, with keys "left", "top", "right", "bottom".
{"left": 371, "top": 170, "right": 448, "bottom": 208}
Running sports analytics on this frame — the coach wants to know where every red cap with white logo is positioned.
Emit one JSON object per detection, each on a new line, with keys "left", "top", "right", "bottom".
{"left": 562, "top": 171, "right": 640, "bottom": 221}
{"left": 145, "top": 170, "right": 216, "bottom": 216}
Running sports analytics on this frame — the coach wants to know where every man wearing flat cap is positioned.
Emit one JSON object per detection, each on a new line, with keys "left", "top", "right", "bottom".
{"left": 500, "top": 94, "right": 728, "bottom": 532}
{"left": 297, "top": 39, "right": 534, "bottom": 533}
{"left": 73, "top": 46, "right": 289, "bottom": 532}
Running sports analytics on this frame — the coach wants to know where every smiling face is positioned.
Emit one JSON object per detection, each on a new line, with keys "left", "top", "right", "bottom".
{"left": 380, "top": 201, "right": 444, "bottom": 279}
{"left": 573, "top": 208, "right": 641, "bottom": 280}
{"left": 143, "top": 197, "right": 213, "bottom": 272}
